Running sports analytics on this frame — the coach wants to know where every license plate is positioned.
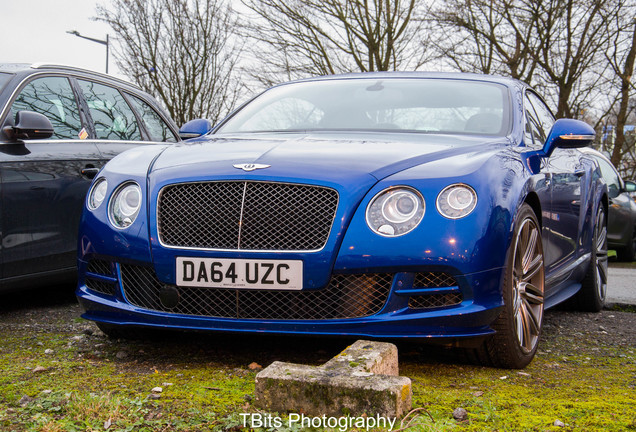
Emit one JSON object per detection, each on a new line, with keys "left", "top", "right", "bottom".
{"left": 176, "top": 257, "right": 303, "bottom": 290}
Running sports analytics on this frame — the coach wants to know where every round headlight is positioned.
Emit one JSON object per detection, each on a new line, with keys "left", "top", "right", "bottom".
{"left": 109, "top": 182, "right": 142, "bottom": 228}
{"left": 87, "top": 178, "right": 108, "bottom": 210}
{"left": 436, "top": 184, "right": 477, "bottom": 219}
{"left": 366, "top": 187, "right": 425, "bottom": 237}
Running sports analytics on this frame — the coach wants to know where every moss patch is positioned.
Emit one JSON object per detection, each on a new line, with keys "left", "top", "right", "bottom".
{"left": 0, "top": 302, "right": 634, "bottom": 431}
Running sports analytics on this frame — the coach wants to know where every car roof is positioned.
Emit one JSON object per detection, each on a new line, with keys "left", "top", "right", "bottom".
{"left": 282, "top": 71, "right": 525, "bottom": 88}
{"left": 0, "top": 62, "right": 140, "bottom": 90}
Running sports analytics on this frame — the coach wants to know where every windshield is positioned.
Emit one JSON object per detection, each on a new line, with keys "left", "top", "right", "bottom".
{"left": 216, "top": 78, "right": 510, "bottom": 136}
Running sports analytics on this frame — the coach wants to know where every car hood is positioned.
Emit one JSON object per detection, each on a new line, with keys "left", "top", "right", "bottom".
{"left": 150, "top": 132, "right": 509, "bottom": 185}
{"left": 144, "top": 132, "right": 510, "bottom": 288}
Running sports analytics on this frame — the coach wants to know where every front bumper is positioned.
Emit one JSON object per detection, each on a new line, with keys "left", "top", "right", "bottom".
{"left": 77, "top": 258, "right": 504, "bottom": 339}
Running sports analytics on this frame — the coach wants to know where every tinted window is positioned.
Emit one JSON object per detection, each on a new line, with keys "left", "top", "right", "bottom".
{"left": 526, "top": 92, "right": 555, "bottom": 139}
{"left": 524, "top": 95, "right": 543, "bottom": 146}
{"left": 127, "top": 94, "right": 177, "bottom": 142}
{"left": 217, "top": 79, "right": 510, "bottom": 136}
{"left": 10, "top": 76, "right": 82, "bottom": 139}
{"left": 78, "top": 80, "right": 141, "bottom": 141}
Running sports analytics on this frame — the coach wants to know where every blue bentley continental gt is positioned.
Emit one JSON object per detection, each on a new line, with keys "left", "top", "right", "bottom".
{"left": 77, "top": 73, "right": 608, "bottom": 368}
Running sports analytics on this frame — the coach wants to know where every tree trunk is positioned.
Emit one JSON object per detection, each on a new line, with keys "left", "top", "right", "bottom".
{"left": 611, "top": 18, "right": 636, "bottom": 168}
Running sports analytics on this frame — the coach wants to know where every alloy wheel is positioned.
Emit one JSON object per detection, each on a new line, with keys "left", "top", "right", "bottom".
{"left": 593, "top": 209, "right": 608, "bottom": 301}
{"left": 511, "top": 217, "right": 545, "bottom": 353}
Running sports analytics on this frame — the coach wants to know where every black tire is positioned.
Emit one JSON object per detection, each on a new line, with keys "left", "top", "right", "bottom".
{"left": 569, "top": 205, "right": 608, "bottom": 312}
{"left": 616, "top": 225, "right": 635, "bottom": 262}
{"left": 471, "top": 204, "right": 545, "bottom": 369}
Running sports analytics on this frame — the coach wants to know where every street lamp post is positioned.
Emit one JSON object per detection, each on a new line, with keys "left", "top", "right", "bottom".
{"left": 66, "top": 30, "right": 109, "bottom": 74}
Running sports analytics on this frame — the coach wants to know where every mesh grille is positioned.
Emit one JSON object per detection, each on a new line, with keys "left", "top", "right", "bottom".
{"left": 85, "top": 279, "right": 118, "bottom": 296}
{"left": 87, "top": 259, "right": 113, "bottom": 276}
{"left": 414, "top": 272, "right": 457, "bottom": 288}
{"left": 408, "top": 293, "right": 462, "bottom": 309}
{"left": 85, "top": 259, "right": 117, "bottom": 296}
{"left": 157, "top": 181, "right": 338, "bottom": 251}
{"left": 120, "top": 264, "right": 392, "bottom": 320}
{"left": 409, "top": 272, "right": 461, "bottom": 309}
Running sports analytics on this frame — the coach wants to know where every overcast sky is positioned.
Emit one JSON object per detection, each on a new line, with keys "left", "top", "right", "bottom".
{"left": 1, "top": 0, "right": 123, "bottom": 77}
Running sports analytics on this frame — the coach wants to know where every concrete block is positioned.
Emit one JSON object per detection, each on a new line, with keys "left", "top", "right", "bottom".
{"left": 255, "top": 340, "right": 412, "bottom": 418}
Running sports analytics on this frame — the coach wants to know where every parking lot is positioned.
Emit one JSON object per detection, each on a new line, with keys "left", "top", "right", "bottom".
{"left": 607, "top": 264, "right": 636, "bottom": 306}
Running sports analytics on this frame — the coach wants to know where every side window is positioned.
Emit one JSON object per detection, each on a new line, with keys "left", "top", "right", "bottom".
{"left": 10, "top": 76, "right": 82, "bottom": 139}
{"left": 524, "top": 95, "right": 543, "bottom": 146}
{"left": 78, "top": 80, "right": 141, "bottom": 141}
{"left": 597, "top": 158, "right": 622, "bottom": 199}
{"left": 127, "top": 94, "right": 177, "bottom": 142}
{"left": 526, "top": 92, "right": 555, "bottom": 139}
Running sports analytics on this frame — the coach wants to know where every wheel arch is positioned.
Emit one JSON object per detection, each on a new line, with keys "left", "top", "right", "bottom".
{"left": 601, "top": 192, "right": 608, "bottom": 223}
{"left": 523, "top": 191, "right": 542, "bottom": 229}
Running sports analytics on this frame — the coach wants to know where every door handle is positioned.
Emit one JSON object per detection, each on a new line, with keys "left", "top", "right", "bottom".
{"left": 81, "top": 167, "right": 100, "bottom": 179}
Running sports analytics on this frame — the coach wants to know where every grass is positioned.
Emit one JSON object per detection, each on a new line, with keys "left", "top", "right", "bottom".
{"left": 0, "top": 303, "right": 634, "bottom": 431}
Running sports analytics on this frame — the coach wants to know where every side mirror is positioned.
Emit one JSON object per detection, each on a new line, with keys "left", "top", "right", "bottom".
{"left": 3, "top": 111, "right": 54, "bottom": 141}
{"left": 179, "top": 118, "right": 214, "bottom": 139}
{"left": 542, "top": 118, "right": 595, "bottom": 157}
{"left": 625, "top": 180, "right": 636, "bottom": 193}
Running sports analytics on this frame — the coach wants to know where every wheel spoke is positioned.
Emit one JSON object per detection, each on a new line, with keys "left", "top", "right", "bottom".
{"left": 519, "top": 303, "right": 534, "bottom": 350}
{"left": 597, "top": 227, "right": 607, "bottom": 250}
{"left": 521, "top": 300, "right": 541, "bottom": 337}
{"left": 522, "top": 226, "right": 538, "bottom": 274}
{"left": 513, "top": 292, "right": 521, "bottom": 314}
{"left": 515, "top": 310, "right": 525, "bottom": 346}
{"left": 596, "top": 263, "right": 608, "bottom": 284}
{"left": 521, "top": 283, "right": 544, "bottom": 305}
{"left": 522, "top": 254, "right": 543, "bottom": 282}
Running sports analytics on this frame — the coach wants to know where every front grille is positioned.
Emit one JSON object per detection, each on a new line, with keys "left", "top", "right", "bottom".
{"left": 85, "top": 259, "right": 118, "bottom": 296}
{"left": 120, "top": 264, "right": 392, "bottom": 320}
{"left": 86, "top": 279, "right": 118, "bottom": 296}
{"left": 157, "top": 181, "right": 339, "bottom": 251}
{"left": 87, "top": 259, "right": 113, "bottom": 276}
{"left": 414, "top": 272, "right": 457, "bottom": 288}
{"left": 409, "top": 272, "right": 462, "bottom": 309}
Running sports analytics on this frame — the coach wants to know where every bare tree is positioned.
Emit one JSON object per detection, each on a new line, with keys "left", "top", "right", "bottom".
{"left": 605, "top": 15, "right": 636, "bottom": 170}
{"left": 97, "top": 0, "right": 244, "bottom": 125}
{"left": 433, "top": 0, "right": 538, "bottom": 82}
{"left": 240, "top": 0, "right": 430, "bottom": 85}
{"left": 531, "top": 0, "right": 617, "bottom": 118}
{"left": 435, "top": 0, "right": 618, "bottom": 119}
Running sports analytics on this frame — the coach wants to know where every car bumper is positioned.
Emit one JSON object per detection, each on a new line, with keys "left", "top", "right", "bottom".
{"left": 76, "top": 259, "right": 504, "bottom": 339}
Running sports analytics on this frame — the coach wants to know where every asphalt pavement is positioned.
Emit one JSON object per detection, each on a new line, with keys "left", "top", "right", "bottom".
{"left": 607, "top": 265, "right": 636, "bottom": 306}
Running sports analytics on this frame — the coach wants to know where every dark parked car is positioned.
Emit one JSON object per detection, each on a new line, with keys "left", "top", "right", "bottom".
{"left": 0, "top": 63, "right": 180, "bottom": 291}
{"left": 581, "top": 148, "right": 636, "bottom": 261}
{"left": 77, "top": 72, "right": 607, "bottom": 368}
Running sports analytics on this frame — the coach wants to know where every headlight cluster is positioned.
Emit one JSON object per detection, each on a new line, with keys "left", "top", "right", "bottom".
{"left": 366, "top": 187, "right": 425, "bottom": 237}
{"left": 436, "top": 184, "right": 477, "bottom": 219}
{"left": 366, "top": 183, "right": 478, "bottom": 236}
{"left": 87, "top": 178, "right": 108, "bottom": 210}
{"left": 87, "top": 179, "right": 142, "bottom": 229}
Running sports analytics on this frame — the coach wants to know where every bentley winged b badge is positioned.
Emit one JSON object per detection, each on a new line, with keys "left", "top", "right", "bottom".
{"left": 233, "top": 163, "right": 271, "bottom": 172}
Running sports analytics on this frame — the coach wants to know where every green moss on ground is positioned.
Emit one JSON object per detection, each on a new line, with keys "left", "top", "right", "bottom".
{"left": 0, "top": 307, "right": 634, "bottom": 431}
